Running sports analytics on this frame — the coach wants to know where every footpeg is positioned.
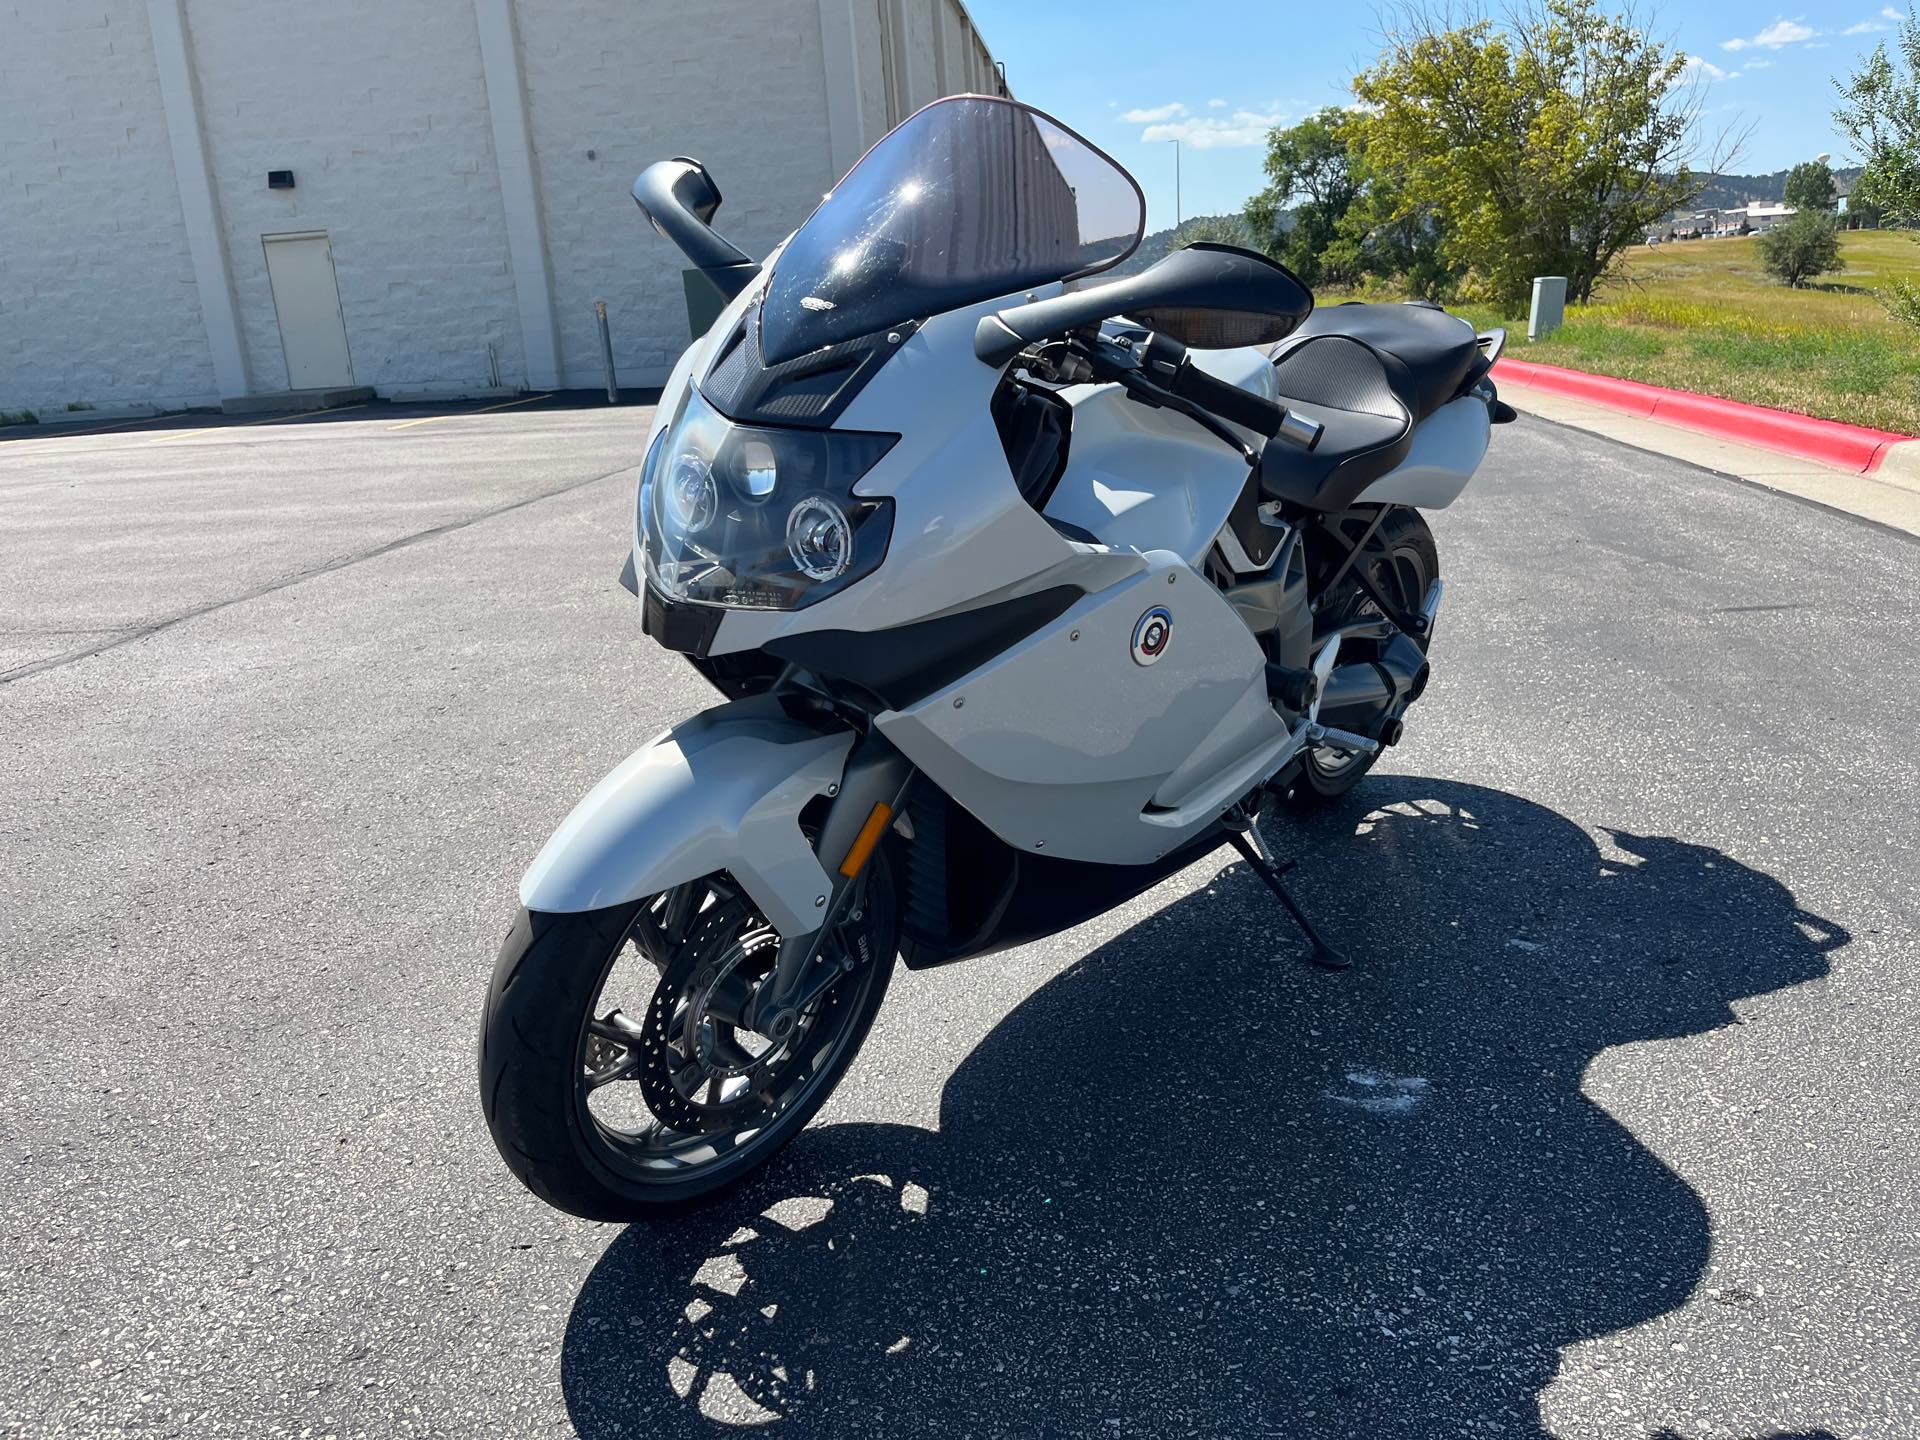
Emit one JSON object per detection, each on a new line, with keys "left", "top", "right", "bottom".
{"left": 1305, "top": 722, "right": 1379, "bottom": 758}
{"left": 1225, "top": 827, "right": 1352, "bottom": 970}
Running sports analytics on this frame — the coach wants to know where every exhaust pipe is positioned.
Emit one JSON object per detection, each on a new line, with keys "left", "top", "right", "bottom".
{"left": 1316, "top": 633, "right": 1430, "bottom": 735}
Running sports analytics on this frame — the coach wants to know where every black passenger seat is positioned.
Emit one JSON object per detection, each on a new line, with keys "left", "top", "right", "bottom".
{"left": 1289, "top": 302, "right": 1482, "bottom": 421}
{"left": 1258, "top": 302, "right": 1482, "bottom": 512}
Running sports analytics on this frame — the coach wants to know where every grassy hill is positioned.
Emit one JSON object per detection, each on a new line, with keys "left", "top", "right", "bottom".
{"left": 1452, "top": 231, "right": 1920, "bottom": 435}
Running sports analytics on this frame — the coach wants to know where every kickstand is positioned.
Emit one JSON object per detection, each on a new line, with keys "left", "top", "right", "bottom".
{"left": 1225, "top": 828, "right": 1353, "bottom": 971}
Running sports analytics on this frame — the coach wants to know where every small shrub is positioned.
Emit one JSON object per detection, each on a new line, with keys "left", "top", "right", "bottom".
{"left": 1878, "top": 275, "right": 1920, "bottom": 331}
{"left": 1758, "top": 215, "right": 1844, "bottom": 288}
{"left": 0, "top": 409, "right": 36, "bottom": 426}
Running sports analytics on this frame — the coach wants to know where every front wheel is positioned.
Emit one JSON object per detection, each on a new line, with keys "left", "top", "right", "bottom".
{"left": 478, "top": 857, "right": 897, "bottom": 1221}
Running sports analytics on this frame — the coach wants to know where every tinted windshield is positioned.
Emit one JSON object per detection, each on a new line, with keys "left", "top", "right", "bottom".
{"left": 759, "top": 96, "right": 1144, "bottom": 365}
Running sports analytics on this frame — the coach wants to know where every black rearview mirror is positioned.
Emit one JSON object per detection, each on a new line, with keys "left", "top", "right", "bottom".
{"left": 976, "top": 243, "right": 1313, "bottom": 366}
{"left": 633, "top": 158, "right": 760, "bottom": 302}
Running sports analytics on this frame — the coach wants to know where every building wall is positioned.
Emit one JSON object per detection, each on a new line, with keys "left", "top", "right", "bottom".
{"left": 0, "top": 2, "right": 218, "bottom": 415}
{"left": 0, "top": 0, "right": 1003, "bottom": 412}
{"left": 516, "top": 0, "right": 838, "bottom": 388}
{"left": 185, "top": 0, "right": 526, "bottom": 397}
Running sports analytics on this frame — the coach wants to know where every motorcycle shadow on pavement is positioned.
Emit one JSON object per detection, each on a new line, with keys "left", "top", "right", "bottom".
{"left": 562, "top": 776, "right": 1847, "bottom": 1439}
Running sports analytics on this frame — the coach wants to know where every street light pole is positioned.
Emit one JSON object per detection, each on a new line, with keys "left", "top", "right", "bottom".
{"left": 1167, "top": 138, "right": 1182, "bottom": 228}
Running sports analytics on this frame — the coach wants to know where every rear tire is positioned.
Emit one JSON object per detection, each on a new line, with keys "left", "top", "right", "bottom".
{"left": 478, "top": 858, "right": 897, "bottom": 1221}
{"left": 1285, "top": 506, "right": 1438, "bottom": 808}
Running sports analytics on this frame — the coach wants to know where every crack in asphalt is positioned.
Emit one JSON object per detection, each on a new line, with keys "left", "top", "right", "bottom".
{"left": 0, "top": 464, "right": 633, "bottom": 686}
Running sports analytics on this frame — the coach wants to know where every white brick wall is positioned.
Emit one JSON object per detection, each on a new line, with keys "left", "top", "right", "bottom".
{"left": 185, "top": 0, "right": 526, "bottom": 396}
{"left": 518, "top": 0, "right": 840, "bottom": 388}
{"left": 0, "top": 0, "right": 1001, "bottom": 410}
{"left": 0, "top": 2, "right": 218, "bottom": 415}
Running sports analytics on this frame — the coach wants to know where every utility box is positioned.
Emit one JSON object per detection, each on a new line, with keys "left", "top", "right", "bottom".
{"left": 1528, "top": 276, "right": 1568, "bottom": 341}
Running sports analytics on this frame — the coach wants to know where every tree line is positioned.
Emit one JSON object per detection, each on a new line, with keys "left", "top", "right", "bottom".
{"left": 1179, "top": 0, "right": 1920, "bottom": 313}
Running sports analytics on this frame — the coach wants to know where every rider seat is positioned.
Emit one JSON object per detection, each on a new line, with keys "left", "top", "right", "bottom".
{"left": 1257, "top": 303, "right": 1483, "bottom": 513}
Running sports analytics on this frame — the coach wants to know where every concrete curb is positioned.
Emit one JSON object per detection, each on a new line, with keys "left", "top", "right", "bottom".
{"left": 1494, "top": 357, "right": 1917, "bottom": 478}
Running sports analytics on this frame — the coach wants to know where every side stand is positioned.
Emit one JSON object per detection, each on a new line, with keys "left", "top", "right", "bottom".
{"left": 1225, "top": 828, "right": 1353, "bottom": 971}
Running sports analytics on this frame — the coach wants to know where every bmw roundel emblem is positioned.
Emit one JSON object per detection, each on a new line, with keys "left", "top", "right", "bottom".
{"left": 1131, "top": 606, "right": 1172, "bottom": 666}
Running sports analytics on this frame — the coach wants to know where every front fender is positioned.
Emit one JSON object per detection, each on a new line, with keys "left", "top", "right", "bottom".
{"left": 519, "top": 695, "right": 852, "bottom": 937}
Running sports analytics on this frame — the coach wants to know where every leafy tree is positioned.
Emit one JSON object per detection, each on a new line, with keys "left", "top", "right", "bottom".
{"left": 1835, "top": 11, "right": 1920, "bottom": 222}
{"left": 1784, "top": 159, "right": 1837, "bottom": 213}
{"left": 1244, "top": 107, "right": 1456, "bottom": 294}
{"left": 1353, "top": 0, "right": 1738, "bottom": 313}
{"left": 1756, "top": 212, "right": 1844, "bottom": 287}
{"left": 1245, "top": 108, "right": 1367, "bottom": 288}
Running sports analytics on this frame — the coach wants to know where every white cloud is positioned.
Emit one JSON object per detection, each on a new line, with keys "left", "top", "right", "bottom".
{"left": 1744, "top": 56, "right": 1774, "bottom": 67}
{"left": 1141, "top": 108, "right": 1288, "bottom": 149}
{"left": 1722, "top": 17, "right": 1819, "bottom": 50}
{"left": 1120, "top": 101, "right": 1186, "bottom": 123}
{"left": 1845, "top": 8, "right": 1903, "bottom": 31}
{"left": 1207, "top": 98, "right": 1227, "bottom": 108}
{"left": 1682, "top": 54, "right": 1734, "bottom": 80}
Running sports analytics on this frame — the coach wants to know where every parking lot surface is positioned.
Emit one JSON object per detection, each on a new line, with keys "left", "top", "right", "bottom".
{"left": 2, "top": 400, "right": 1916, "bottom": 1438}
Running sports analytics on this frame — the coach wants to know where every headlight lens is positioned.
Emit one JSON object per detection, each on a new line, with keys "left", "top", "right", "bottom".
{"left": 785, "top": 495, "right": 854, "bottom": 580}
{"left": 638, "top": 386, "right": 896, "bottom": 610}
{"left": 662, "top": 453, "right": 719, "bottom": 533}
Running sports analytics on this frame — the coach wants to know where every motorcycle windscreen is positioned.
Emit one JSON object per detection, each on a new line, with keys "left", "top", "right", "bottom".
{"left": 759, "top": 95, "right": 1145, "bottom": 366}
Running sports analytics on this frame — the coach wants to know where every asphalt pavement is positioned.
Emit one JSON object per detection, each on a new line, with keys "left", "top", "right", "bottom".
{"left": 1, "top": 399, "right": 1915, "bottom": 1439}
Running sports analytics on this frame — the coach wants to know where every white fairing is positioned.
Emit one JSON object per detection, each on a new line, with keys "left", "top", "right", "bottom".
{"left": 520, "top": 695, "right": 848, "bottom": 936}
{"left": 1354, "top": 396, "right": 1491, "bottom": 508}
{"left": 1041, "top": 380, "right": 1253, "bottom": 564}
{"left": 877, "top": 551, "right": 1284, "bottom": 864}
{"left": 540, "top": 266, "right": 1493, "bottom": 891}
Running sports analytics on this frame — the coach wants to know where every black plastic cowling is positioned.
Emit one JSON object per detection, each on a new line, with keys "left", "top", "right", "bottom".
{"left": 975, "top": 243, "right": 1313, "bottom": 367}
{"left": 632, "top": 158, "right": 760, "bottom": 301}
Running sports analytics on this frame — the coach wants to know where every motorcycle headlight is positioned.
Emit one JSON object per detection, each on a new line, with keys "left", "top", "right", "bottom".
{"left": 637, "top": 386, "right": 896, "bottom": 611}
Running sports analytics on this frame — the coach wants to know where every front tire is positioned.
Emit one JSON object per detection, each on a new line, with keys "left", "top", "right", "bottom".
{"left": 479, "top": 858, "right": 897, "bottom": 1221}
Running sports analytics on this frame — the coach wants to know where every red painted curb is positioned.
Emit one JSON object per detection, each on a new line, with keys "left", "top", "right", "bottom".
{"left": 1494, "top": 357, "right": 1910, "bottom": 475}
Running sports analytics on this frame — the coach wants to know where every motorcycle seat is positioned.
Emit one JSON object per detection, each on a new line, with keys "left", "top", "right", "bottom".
{"left": 1256, "top": 303, "right": 1483, "bottom": 512}
{"left": 1255, "top": 333, "right": 1413, "bottom": 511}
{"left": 1287, "top": 302, "right": 1483, "bottom": 422}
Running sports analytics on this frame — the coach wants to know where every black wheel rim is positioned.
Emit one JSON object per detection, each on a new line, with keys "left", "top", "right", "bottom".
{"left": 571, "top": 874, "right": 886, "bottom": 1186}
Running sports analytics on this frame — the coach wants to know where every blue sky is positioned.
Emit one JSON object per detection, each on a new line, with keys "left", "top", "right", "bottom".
{"left": 963, "top": 0, "right": 1910, "bottom": 232}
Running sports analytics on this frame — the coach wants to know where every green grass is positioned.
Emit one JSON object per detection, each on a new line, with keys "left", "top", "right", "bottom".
{"left": 1440, "top": 231, "right": 1920, "bottom": 434}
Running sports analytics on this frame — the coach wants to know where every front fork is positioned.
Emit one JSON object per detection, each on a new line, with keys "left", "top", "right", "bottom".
{"left": 745, "top": 732, "right": 915, "bottom": 1041}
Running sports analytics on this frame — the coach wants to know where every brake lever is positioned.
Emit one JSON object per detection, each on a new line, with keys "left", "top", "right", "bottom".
{"left": 1070, "top": 334, "right": 1260, "bottom": 465}
{"left": 1116, "top": 370, "right": 1260, "bottom": 464}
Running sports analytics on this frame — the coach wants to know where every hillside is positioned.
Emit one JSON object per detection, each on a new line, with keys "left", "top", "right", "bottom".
{"left": 1687, "top": 167, "right": 1863, "bottom": 210}
{"left": 1108, "top": 215, "right": 1263, "bottom": 276}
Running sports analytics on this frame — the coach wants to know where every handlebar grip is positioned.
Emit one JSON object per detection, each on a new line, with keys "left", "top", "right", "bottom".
{"left": 1166, "top": 357, "right": 1285, "bottom": 439}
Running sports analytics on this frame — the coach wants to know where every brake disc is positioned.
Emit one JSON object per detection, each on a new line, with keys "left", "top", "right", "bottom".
{"left": 631, "top": 898, "right": 824, "bottom": 1134}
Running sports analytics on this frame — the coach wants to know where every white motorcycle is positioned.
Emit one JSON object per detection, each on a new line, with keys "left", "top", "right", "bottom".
{"left": 480, "top": 95, "right": 1513, "bottom": 1219}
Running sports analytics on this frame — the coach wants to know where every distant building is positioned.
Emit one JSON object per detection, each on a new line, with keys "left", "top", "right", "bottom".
{"left": 1739, "top": 202, "right": 1797, "bottom": 233}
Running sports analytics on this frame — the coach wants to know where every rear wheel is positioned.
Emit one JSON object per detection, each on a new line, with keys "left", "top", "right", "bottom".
{"left": 1287, "top": 506, "right": 1438, "bottom": 807}
{"left": 479, "top": 857, "right": 897, "bottom": 1220}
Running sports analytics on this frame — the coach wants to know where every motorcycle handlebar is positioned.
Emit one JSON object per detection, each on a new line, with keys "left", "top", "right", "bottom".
{"left": 1155, "top": 341, "right": 1321, "bottom": 451}
{"left": 1165, "top": 356, "right": 1284, "bottom": 439}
